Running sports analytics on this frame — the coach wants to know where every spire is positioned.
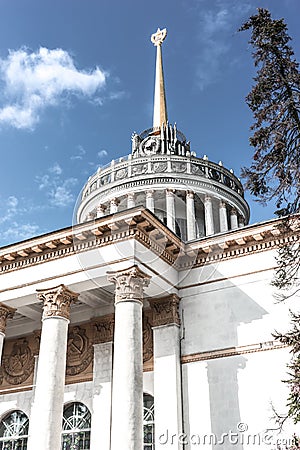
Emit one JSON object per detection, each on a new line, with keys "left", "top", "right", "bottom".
{"left": 151, "top": 28, "right": 168, "bottom": 129}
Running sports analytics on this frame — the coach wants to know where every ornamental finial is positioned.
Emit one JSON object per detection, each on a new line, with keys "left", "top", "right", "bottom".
{"left": 151, "top": 28, "right": 167, "bottom": 47}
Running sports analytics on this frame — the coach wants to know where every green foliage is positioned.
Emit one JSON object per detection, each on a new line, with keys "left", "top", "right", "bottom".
{"left": 274, "top": 310, "right": 300, "bottom": 424}
{"left": 241, "top": 8, "right": 300, "bottom": 431}
{"left": 239, "top": 8, "right": 300, "bottom": 216}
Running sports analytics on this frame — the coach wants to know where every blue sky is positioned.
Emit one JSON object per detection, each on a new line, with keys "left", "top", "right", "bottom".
{"left": 0, "top": 0, "right": 299, "bottom": 247}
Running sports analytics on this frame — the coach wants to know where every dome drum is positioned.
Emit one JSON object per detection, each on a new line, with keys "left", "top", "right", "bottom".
{"left": 77, "top": 153, "right": 249, "bottom": 241}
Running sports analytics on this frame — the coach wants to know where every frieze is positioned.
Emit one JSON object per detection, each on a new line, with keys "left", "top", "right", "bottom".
{"left": 143, "top": 311, "right": 153, "bottom": 363}
{"left": 2, "top": 338, "right": 35, "bottom": 385}
{"left": 191, "top": 164, "right": 205, "bottom": 175}
{"left": 132, "top": 164, "right": 148, "bottom": 176}
{"left": 115, "top": 168, "right": 128, "bottom": 180}
{"left": 171, "top": 162, "right": 187, "bottom": 173}
{"left": 66, "top": 326, "right": 93, "bottom": 376}
{"left": 152, "top": 162, "right": 167, "bottom": 172}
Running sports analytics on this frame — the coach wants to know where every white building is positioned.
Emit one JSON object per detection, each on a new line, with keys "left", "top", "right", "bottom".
{"left": 0, "top": 28, "right": 298, "bottom": 450}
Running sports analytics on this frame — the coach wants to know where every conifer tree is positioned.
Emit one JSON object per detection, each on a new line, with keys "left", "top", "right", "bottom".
{"left": 240, "top": 8, "right": 300, "bottom": 431}
{"left": 240, "top": 9, "right": 300, "bottom": 292}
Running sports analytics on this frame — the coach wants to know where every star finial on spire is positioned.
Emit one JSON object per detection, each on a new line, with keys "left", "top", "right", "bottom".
{"left": 151, "top": 28, "right": 167, "bottom": 47}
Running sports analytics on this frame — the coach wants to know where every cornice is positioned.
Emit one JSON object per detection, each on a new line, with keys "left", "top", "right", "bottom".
{"left": 0, "top": 208, "right": 183, "bottom": 274}
{"left": 182, "top": 216, "right": 299, "bottom": 269}
{"left": 181, "top": 340, "right": 289, "bottom": 364}
{"left": 0, "top": 209, "right": 298, "bottom": 275}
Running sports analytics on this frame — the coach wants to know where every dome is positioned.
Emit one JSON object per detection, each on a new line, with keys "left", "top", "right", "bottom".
{"left": 76, "top": 28, "right": 249, "bottom": 241}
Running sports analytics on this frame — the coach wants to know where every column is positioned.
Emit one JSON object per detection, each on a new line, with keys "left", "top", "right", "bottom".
{"left": 0, "top": 303, "right": 16, "bottom": 362}
{"left": 108, "top": 265, "right": 150, "bottom": 450}
{"left": 96, "top": 203, "right": 106, "bottom": 218}
{"left": 238, "top": 216, "right": 245, "bottom": 228}
{"left": 146, "top": 190, "right": 155, "bottom": 213}
{"left": 230, "top": 208, "right": 238, "bottom": 230}
{"left": 110, "top": 198, "right": 119, "bottom": 214}
{"left": 186, "top": 191, "right": 196, "bottom": 241}
{"left": 204, "top": 195, "right": 214, "bottom": 235}
{"left": 219, "top": 200, "right": 228, "bottom": 232}
{"left": 127, "top": 192, "right": 136, "bottom": 209}
{"left": 27, "top": 284, "right": 79, "bottom": 450}
{"left": 149, "top": 295, "right": 183, "bottom": 450}
{"left": 166, "top": 189, "right": 176, "bottom": 233}
{"left": 90, "top": 315, "right": 114, "bottom": 450}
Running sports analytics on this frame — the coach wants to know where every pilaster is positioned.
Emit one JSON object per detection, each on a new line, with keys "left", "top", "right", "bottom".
{"left": 149, "top": 294, "right": 183, "bottom": 450}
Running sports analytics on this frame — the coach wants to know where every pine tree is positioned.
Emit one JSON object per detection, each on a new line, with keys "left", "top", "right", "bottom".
{"left": 239, "top": 8, "right": 300, "bottom": 217}
{"left": 240, "top": 8, "right": 300, "bottom": 431}
{"left": 240, "top": 9, "right": 300, "bottom": 292}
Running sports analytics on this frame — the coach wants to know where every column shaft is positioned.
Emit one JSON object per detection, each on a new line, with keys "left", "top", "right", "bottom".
{"left": 90, "top": 341, "right": 113, "bottom": 450}
{"left": 27, "top": 285, "right": 78, "bottom": 450}
{"left": 230, "top": 208, "right": 238, "bottom": 230}
{"left": 28, "top": 317, "right": 69, "bottom": 449}
{"left": 219, "top": 200, "right": 228, "bottom": 232}
{"left": 204, "top": 195, "right": 214, "bottom": 235}
{"left": 186, "top": 191, "right": 196, "bottom": 241}
{"left": 127, "top": 193, "right": 136, "bottom": 209}
{"left": 166, "top": 189, "right": 176, "bottom": 233}
{"left": 146, "top": 190, "right": 155, "bottom": 213}
{"left": 110, "top": 198, "right": 119, "bottom": 214}
{"left": 108, "top": 266, "right": 150, "bottom": 450}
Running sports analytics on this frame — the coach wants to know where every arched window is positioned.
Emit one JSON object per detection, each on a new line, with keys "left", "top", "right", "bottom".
{"left": 61, "top": 402, "right": 91, "bottom": 450}
{"left": 0, "top": 410, "right": 29, "bottom": 450}
{"left": 143, "top": 394, "right": 154, "bottom": 449}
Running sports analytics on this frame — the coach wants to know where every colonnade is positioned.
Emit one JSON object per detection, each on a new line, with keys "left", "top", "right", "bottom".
{"left": 0, "top": 266, "right": 183, "bottom": 450}
{"left": 93, "top": 189, "right": 244, "bottom": 240}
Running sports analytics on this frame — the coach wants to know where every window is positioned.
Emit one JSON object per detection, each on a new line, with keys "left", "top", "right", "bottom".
{"left": 61, "top": 402, "right": 91, "bottom": 450}
{"left": 0, "top": 410, "right": 29, "bottom": 450}
{"left": 143, "top": 394, "right": 154, "bottom": 450}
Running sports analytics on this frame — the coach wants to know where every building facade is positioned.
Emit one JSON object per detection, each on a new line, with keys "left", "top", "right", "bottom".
{"left": 0, "top": 28, "right": 298, "bottom": 450}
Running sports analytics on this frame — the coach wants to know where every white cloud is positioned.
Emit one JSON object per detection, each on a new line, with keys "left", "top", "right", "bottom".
{"left": 0, "top": 47, "right": 107, "bottom": 129}
{"left": 0, "top": 195, "right": 40, "bottom": 246}
{"left": 36, "top": 164, "right": 78, "bottom": 207}
{"left": 0, "top": 195, "right": 19, "bottom": 225}
{"left": 98, "top": 149, "right": 108, "bottom": 158}
{"left": 49, "top": 163, "right": 63, "bottom": 175}
{"left": 1, "top": 222, "right": 40, "bottom": 244}
{"left": 49, "top": 178, "right": 77, "bottom": 207}
{"left": 71, "top": 145, "right": 86, "bottom": 161}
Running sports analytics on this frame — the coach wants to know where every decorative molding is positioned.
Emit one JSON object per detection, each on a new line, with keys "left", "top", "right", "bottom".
{"left": 0, "top": 303, "right": 16, "bottom": 334}
{"left": 37, "top": 284, "right": 79, "bottom": 321}
{"left": 181, "top": 340, "right": 289, "bottom": 364}
{"left": 143, "top": 311, "right": 153, "bottom": 363}
{"left": 2, "top": 338, "right": 35, "bottom": 385}
{"left": 149, "top": 294, "right": 180, "bottom": 327}
{"left": 66, "top": 325, "right": 93, "bottom": 376}
{"left": 107, "top": 265, "right": 151, "bottom": 304}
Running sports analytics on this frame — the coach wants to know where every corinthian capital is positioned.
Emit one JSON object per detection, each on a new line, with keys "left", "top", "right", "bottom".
{"left": 107, "top": 265, "right": 151, "bottom": 304}
{"left": 37, "top": 284, "right": 79, "bottom": 321}
{"left": 0, "top": 303, "right": 16, "bottom": 334}
{"left": 149, "top": 294, "right": 180, "bottom": 327}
